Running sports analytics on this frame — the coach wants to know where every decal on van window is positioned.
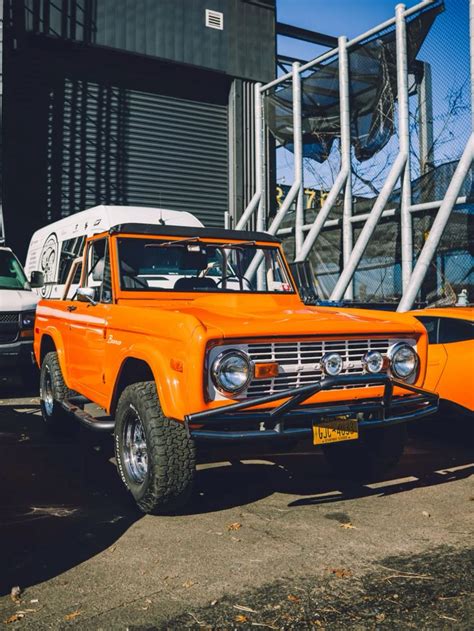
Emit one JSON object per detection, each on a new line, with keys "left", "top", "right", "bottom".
{"left": 39, "top": 233, "right": 59, "bottom": 298}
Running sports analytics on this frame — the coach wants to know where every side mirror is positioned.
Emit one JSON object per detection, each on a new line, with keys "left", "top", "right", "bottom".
{"left": 77, "top": 287, "right": 97, "bottom": 305}
{"left": 30, "top": 271, "right": 44, "bottom": 288}
{"left": 289, "top": 261, "right": 319, "bottom": 305}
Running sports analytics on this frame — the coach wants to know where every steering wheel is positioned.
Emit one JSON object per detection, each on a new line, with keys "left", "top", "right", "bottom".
{"left": 216, "top": 274, "right": 253, "bottom": 290}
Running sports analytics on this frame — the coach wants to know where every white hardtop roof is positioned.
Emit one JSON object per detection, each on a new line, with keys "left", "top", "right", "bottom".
{"left": 38, "top": 205, "right": 204, "bottom": 239}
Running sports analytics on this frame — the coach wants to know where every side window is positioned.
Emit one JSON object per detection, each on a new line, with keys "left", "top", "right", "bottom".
{"left": 438, "top": 317, "right": 474, "bottom": 344}
{"left": 415, "top": 316, "right": 439, "bottom": 344}
{"left": 58, "top": 236, "right": 86, "bottom": 285}
{"left": 85, "top": 239, "right": 113, "bottom": 303}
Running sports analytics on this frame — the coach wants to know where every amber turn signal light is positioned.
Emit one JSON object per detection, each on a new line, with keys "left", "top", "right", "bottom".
{"left": 170, "top": 358, "right": 184, "bottom": 373}
{"left": 254, "top": 362, "right": 279, "bottom": 379}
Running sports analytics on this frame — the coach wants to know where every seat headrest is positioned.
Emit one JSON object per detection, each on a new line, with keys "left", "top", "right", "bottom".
{"left": 92, "top": 258, "right": 105, "bottom": 282}
{"left": 179, "top": 248, "right": 208, "bottom": 272}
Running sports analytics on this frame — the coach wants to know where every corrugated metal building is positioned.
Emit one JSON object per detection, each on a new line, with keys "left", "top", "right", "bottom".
{"left": 1, "top": 0, "right": 276, "bottom": 257}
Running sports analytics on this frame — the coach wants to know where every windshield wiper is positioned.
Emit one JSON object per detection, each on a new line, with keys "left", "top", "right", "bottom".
{"left": 219, "top": 241, "right": 256, "bottom": 249}
{"left": 145, "top": 237, "right": 201, "bottom": 248}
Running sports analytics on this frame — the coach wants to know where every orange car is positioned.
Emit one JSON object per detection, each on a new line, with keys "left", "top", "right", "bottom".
{"left": 410, "top": 307, "right": 474, "bottom": 417}
{"left": 34, "top": 223, "right": 438, "bottom": 513}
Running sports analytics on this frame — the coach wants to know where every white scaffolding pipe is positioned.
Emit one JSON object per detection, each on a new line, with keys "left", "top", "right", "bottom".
{"left": 277, "top": 196, "right": 468, "bottom": 236}
{"left": 339, "top": 36, "right": 353, "bottom": 300}
{"left": 330, "top": 151, "right": 408, "bottom": 300}
{"left": 294, "top": 169, "right": 348, "bottom": 262}
{"left": 236, "top": 83, "right": 263, "bottom": 231}
{"left": 397, "top": 134, "right": 474, "bottom": 312}
{"left": 293, "top": 63, "right": 305, "bottom": 255}
{"left": 396, "top": 3, "right": 413, "bottom": 293}
{"left": 471, "top": 0, "right": 474, "bottom": 131}
{"left": 294, "top": 36, "right": 352, "bottom": 264}
{"left": 245, "top": 67, "right": 304, "bottom": 281}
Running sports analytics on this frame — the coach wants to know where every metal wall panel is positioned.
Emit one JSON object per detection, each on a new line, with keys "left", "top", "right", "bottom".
{"left": 58, "top": 80, "right": 229, "bottom": 227}
{"left": 2, "top": 40, "right": 231, "bottom": 256}
{"left": 17, "top": 0, "right": 276, "bottom": 83}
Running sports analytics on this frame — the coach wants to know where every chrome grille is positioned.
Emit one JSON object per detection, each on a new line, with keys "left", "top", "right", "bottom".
{"left": 246, "top": 338, "right": 391, "bottom": 396}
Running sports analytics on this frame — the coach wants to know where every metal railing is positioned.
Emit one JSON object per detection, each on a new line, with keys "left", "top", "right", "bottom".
{"left": 238, "top": 0, "right": 473, "bottom": 311}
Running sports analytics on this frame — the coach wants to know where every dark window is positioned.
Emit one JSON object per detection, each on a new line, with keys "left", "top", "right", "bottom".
{"left": 438, "top": 317, "right": 474, "bottom": 344}
{"left": 58, "top": 236, "right": 86, "bottom": 285}
{"left": 415, "top": 316, "right": 439, "bottom": 344}
{"left": 85, "top": 239, "right": 112, "bottom": 303}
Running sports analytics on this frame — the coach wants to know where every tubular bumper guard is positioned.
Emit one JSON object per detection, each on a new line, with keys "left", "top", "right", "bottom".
{"left": 184, "top": 374, "right": 438, "bottom": 442}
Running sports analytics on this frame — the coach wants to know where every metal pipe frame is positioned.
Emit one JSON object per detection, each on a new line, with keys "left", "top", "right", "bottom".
{"left": 330, "top": 151, "right": 408, "bottom": 301}
{"left": 260, "top": 0, "right": 435, "bottom": 93}
{"left": 471, "top": 0, "right": 474, "bottom": 132}
{"left": 276, "top": 196, "right": 469, "bottom": 236}
{"left": 397, "top": 134, "right": 474, "bottom": 311}
{"left": 397, "top": 0, "right": 474, "bottom": 310}
{"left": 294, "top": 36, "right": 351, "bottom": 263}
{"left": 396, "top": 3, "right": 413, "bottom": 294}
{"left": 339, "top": 36, "right": 353, "bottom": 299}
{"left": 236, "top": 83, "right": 263, "bottom": 231}
{"left": 293, "top": 63, "right": 305, "bottom": 254}
{"left": 239, "top": 0, "right": 474, "bottom": 312}
{"left": 244, "top": 64, "right": 304, "bottom": 282}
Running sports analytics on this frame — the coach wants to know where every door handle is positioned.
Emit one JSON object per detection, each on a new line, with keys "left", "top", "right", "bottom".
{"left": 67, "top": 305, "right": 77, "bottom": 312}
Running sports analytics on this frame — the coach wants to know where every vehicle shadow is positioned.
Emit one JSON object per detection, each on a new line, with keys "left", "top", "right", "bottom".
{"left": 1, "top": 383, "right": 472, "bottom": 593}
{"left": 187, "top": 415, "right": 474, "bottom": 514}
{"left": 0, "top": 395, "right": 140, "bottom": 596}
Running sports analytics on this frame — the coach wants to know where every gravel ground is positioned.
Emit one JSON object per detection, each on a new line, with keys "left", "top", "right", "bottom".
{"left": 166, "top": 547, "right": 473, "bottom": 630}
{"left": 0, "top": 378, "right": 472, "bottom": 630}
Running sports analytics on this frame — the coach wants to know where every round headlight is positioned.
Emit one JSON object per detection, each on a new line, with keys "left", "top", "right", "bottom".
{"left": 389, "top": 343, "right": 419, "bottom": 380}
{"left": 211, "top": 350, "right": 252, "bottom": 395}
{"left": 321, "top": 352, "right": 343, "bottom": 376}
{"left": 363, "top": 350, "right": 385, "bottom": 374}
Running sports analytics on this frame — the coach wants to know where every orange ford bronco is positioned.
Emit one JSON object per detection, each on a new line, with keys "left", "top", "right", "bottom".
{"left": 34, "top": 223, "right": 438, "bottom": 514}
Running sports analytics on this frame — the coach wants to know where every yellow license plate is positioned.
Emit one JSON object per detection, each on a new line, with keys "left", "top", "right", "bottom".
{"left": 313, "top": 416, "right": 359, "bottom": 445}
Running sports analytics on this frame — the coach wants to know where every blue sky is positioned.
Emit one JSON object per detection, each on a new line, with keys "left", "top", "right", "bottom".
{"left": 274, "top": 0, "right": 471, "bottom": 189}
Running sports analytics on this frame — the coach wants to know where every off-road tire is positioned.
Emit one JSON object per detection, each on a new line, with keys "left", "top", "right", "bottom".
{"left": 114, "top": 381, "right": 196, "bottom": 514}
{"left": 39, "top": 351, "right": 73, "bottom": 433}
{"left": 322, "top": 424, "right": 407, "bottom": 480}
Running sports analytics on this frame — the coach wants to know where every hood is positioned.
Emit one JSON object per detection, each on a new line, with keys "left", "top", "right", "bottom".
{"left": 168, "top": 295, "right": 425, "bottom": 339}
{"left": 0, "top": 289, "right": 39, "bottom": 312}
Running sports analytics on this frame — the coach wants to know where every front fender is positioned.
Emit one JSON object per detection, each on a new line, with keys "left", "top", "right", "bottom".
{"left": 35, "top": 326, "right": 71, "bottom": 387}
{"left": 107, "top": 341, "right": 187, "bottom": 420}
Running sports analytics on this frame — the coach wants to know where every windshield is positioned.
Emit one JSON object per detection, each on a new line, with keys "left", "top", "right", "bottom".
{"left": 0, "top": 250, "right": 29, "bottom": 290}
{"left": 116, "top": 237, "right": 295, "bottom": 294}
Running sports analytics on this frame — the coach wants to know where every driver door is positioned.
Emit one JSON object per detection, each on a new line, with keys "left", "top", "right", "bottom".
{"left": 65, "top": 237, "right": 113, "bottom": 403}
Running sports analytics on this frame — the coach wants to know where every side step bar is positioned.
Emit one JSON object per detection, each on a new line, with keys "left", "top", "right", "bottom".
{"left": 61, "top": 399, "right": 115, "bottom": 432}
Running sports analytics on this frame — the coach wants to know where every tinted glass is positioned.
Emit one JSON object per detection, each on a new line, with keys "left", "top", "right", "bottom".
{"left": 116, "top": 238, "right": 295, "bottom": 294}
{"left": 0, "top": 250, "right": 28, "bottom": 290}
{"left": 85, "top": 239, "right": 112, "bottom": 303}
{"left": 415, "top": 316, "right": 439, "bottom": 344}
{"left": 438, "top": 317, "right": 474, "bottom": 344}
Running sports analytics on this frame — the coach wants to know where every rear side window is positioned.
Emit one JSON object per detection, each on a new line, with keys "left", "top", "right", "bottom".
{"left": 415, "top": 316, "right": 439, "bottom": 344}
{"left": 438, "top": 317, "right": 474, "bottom": 344}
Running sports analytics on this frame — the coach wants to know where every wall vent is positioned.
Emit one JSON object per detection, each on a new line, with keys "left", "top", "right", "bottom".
{"left": 205, "top": 9, "right": 224, "bottom": 30}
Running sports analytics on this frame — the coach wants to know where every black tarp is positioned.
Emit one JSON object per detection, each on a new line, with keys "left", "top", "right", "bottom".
{"left": 266, "top": 1, "right": 444, "bottom": 163}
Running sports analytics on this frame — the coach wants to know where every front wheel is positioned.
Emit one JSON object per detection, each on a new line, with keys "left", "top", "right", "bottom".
{"left": 322, "top": 424, "right": 407, "bottom": 480}
{"left": 114, "top": 381, "right": 196, "bottom": 514}
{"left": 39, "top": 351, "right": 72, "bottom": 433}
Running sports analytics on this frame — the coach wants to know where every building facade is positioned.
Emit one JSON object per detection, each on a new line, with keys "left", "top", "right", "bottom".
{"left": 2, "top": 0, "right": 276, "bottom": 257}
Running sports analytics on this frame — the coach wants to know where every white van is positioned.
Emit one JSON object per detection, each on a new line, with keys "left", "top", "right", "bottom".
{"left": 25, "top": 205, "right": 203, "bottom": 299}
{"left": 0, "top": 245, "right": 43, "bottom": 382}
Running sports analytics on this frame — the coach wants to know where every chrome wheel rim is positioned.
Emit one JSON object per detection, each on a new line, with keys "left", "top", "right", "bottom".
{"left": 42, "top": 365, "right": 54, "bottom": 417}
{"left": 123, "top": 408, "right": 148, "bottom": 484}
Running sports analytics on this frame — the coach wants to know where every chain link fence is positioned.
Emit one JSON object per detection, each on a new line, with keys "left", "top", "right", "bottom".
{"left": 274, "top": 0, "right": 472, "bottom": 306}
